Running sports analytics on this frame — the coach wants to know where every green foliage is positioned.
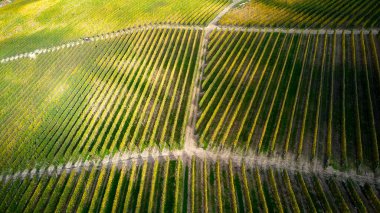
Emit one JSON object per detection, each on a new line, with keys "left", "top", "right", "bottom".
{"left": 0, "top": 0, "right": 228, "bottom": 58}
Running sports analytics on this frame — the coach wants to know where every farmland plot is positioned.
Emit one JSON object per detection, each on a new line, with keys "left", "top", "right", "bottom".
{"left": 197, "top": 29, "right": 380, "bottom": 171}
{"left": 0, "top": 28, "right": 201, "bottom": 173}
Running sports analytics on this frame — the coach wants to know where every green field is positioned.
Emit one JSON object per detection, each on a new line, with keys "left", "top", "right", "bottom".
{"left": 0, "top": 157, "right": 378, "bottom": 213}
{"left": 197, "top": 29, "right": 380, "bottom": 170}
{"left": 0, "top": 28, "right": 201, "bottom": 173}
{"left": 220, "top": 0, "right": 380, "bottom": 28}
{"left": 0, "top": 0, "right": 227, "bottom": 58}
{"left": 1, "top": 0, "right": 380, "bottom": 212}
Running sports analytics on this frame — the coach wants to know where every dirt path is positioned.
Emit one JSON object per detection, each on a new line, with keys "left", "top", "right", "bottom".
{"left": 1, "top": 23, "right": 378, "bottom": 64}
{"left": 184, "top": 0, "right": 243, "bottom": 151}
{"left": 208, "top": 0, "right": 243, "bottom": 29}
{"left": 0, "top": 24, "right": 204, "bottom": 64}
{"left": 215, "top": 25, "right": 380, "bottom": 35}
{"left": 0, "top": 0, "right": 12, "bottom": 8}
{"left": 1, "top": 148, "right": 378, "bottom": 185}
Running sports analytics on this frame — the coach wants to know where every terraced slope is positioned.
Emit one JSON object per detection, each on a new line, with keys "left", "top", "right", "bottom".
{"left": 197, "top": 29, "right": 380, "bottom": 170}
{"left": 0, "top": 157, "right": 379, "bottom": 212}
{"left": 220, "top": 0, "right": 380, "bottom": 29}
{"left": 0, "top": 0, "right": 228, "bottom": 58}
{"left": 0, "top": 28, "right": 201, "bottom": 173}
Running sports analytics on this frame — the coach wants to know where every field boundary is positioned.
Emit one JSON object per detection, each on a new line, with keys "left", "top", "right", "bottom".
{"left": 215, "top": 26, "right": 380, "bottom": 34}
{"left": 185, "top": 0, "right": 243, "bottom": 150}
{"left": 1, "top": 148, "right": 378, "bottom": 185}
{"left": 0, "top": 24, "right": 203, "bottom": 64}
{"left": 1, "top": 24, "right": 378, "bottom": 64}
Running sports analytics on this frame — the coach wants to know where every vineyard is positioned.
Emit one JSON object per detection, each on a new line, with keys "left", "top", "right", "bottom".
{"left": 0, "top": 157, "right": 379, "bottom": 212}
{"left": 220, "top": 0, "right": 380, "bottom": 28}
{"left": 1, "top": 0, "right": 380, "bottom": 212}
{"left": 197, "top": 29, "right": 380, "bottom": 171}
{"left": 0, "top": 28, "right": 201, "bottom": 173}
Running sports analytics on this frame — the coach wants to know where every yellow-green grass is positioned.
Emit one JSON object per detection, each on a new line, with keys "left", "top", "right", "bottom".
{"left": 0, "top": 0, "right": 228, "bottom": 58}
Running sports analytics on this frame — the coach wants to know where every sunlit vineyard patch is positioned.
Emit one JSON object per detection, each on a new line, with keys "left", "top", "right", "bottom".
{"left": 0, "top": 28, "right": 201, "bottom": 173}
